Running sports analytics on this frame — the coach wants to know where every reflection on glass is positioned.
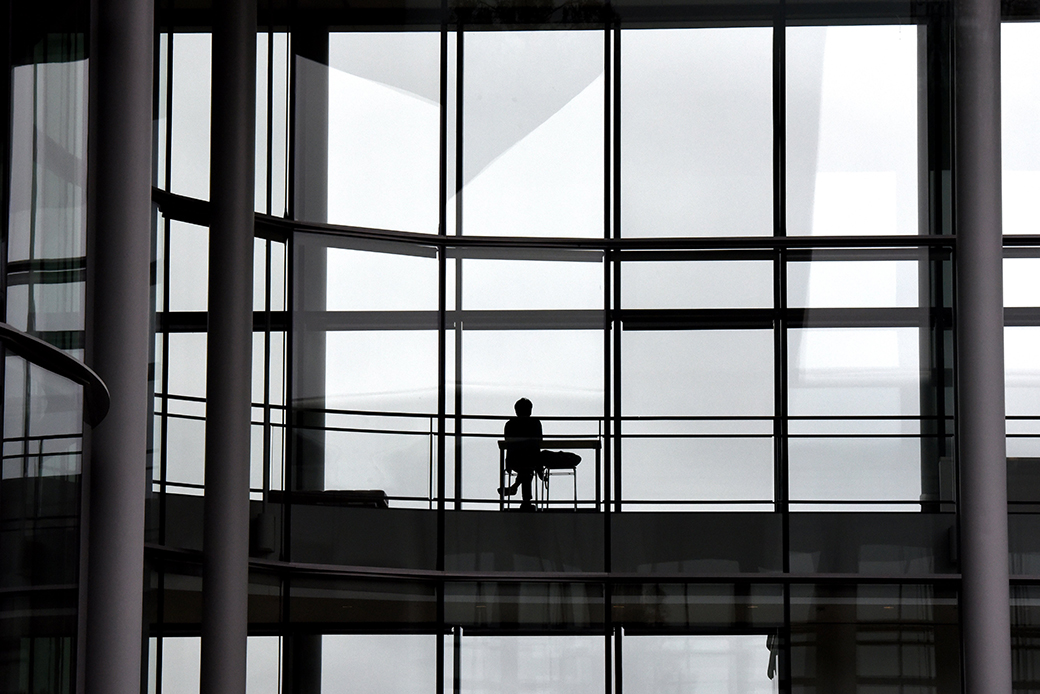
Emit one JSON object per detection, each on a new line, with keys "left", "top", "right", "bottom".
{"left": 327, "top": 33, "right": 440, "bottom": 233}
{"left": 624, "top": 635, "right": 778, "bottom": 694}
{"left": 3, "top": 357, "right": 83, "bottom": 478}
{"left": 623, "top": 261, "right": 773, "bottom": 309}
{"left": 7, "top": 41, "right": 88, "bottom": 344}
{"left": 622, "top": 28, "right": 773, "bottom": 238}
{"left": 447, "top": 582, "right": 604, "bottom": 628}
{"left": 789, "top": 584, "right": 958, "bottom": 693}
{"left": 615, "top": 583, "right": 785, "bottom": 627}
{"left": 459, "top": 635, "right": 603, "bottom": 694}
{"left": 1002, "top": 23, "right": 1040, "bottom": 235}
{"left": 787, "top": 260, "right": 919, "bottom": 308}
{"left": 787, "top": 26, "right": 919, "bottom": 236}
{"left": 461, "top": 31, "right": 603, "bottom": 238}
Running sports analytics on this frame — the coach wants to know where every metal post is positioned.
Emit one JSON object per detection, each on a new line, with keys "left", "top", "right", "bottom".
{"left": 200, "top": 0, "right": 255, "bottom": 693}
{"left": 82, "top": 0, "right": 152, "bottom": 693}
{"left": 954, "top": 0, "right": 1012, "bottom": 689}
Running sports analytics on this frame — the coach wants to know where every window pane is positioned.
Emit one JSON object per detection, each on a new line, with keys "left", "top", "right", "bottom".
{"left": 170, "top": 33, "right": 211, "bottom": 200}
{"left": 788, "top": 328, "right": 921, "bottom": 416}
{"left": 322, "top": 634, "right": 436, "bottom": 694}
{"left": 168, "top": 221, "right": 209, "bottom": 312}
{"left": 788, "top": 260, "right": 919, "bottom": 308}
{"left": 459, "top": 636, "right": 604, "bottom": 694}
{"left": 460, "top": 255, "right": 603, "bottom": 311}
{"left": 787, "top": 26, "right": 919, "bottom": 236}
{"left": 622, "top": 28, "right": 773, "bottom": 238}
{"left": 1002, "top": 23, "right": 1040, "bottom": 235}
{"left": 623, "top": 260, "right": 773, "bottom": 309}
{"left": 460, "top": 329, "right": 603, "bottom": 506}
{"left": 461, "top": 31, "right": 603, "bottom": 238}
{"left": 327, "top": 245, "right": 439, "bottom": 312}
{"left": 1007, "top": 327, "right": 1040, "bottom": 458}
{"left": 326, "top": 32, "right": 440, "bottom": 234}
{"left": 623, "top": 331, "right": 773, "bottom": 417}
{"left": 624, "top": 635, "right": 777, "bottom": 693}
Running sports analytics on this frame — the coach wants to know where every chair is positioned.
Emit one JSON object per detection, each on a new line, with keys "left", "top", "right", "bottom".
{"left": 538, "top": 450, "right": 581, "bottom": 510}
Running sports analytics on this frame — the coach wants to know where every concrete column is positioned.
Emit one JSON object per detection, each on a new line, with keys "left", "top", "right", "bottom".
{"left": 200, "top": 1, "right": 255, "bottom": 693}
{"left": 82, "top": 0, "right": 152, "bottom": 693}
{"left": 954, "top": 0, "right": 1012, "bottom": 690}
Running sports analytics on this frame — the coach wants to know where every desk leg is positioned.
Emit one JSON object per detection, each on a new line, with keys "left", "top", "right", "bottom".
{"left": 595, "top": 448, "right": 601, "bottom": 512}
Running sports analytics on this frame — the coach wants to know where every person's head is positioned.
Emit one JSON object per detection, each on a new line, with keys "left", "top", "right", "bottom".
{"left": 514, "top": 398, "right": 533, "bottom": 418}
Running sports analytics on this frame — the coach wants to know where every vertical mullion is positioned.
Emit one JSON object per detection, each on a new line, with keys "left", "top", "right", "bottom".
{"left": 774, "top": 10, "right": 793, "bottom": 694}
{"left": 266, "top": 19, "right": 275, "bottom": 217}
{"left": 436, "top": 15, "right": 450, "bottom": 694}
{"left": 453, "top": 29, "right": 464, "bottom": 509}
{"left": 611, "top": 24, "right": 622, "bottom": 517}
{"left": 159, "top": 27, "right": 174, "bottom": 537}
{"left": 604, "top": 22, "right": 615, "bottom": 694}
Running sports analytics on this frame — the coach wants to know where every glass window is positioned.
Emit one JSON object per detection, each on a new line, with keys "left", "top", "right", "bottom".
{"left": 322, "top": 634, "right": 437, "bottom": 693}
{"left": 787, "top": 26, "right": 920, "bottom": 236}
{"left": 624, "top": 634, "right": 777, "bottom": 693}
{"left": 788, "top": 259, "right": 920, "bottom": 308}
{"left": 461, "top": 31, "right": 604, "bottom": 238}
{"left": 458, "top": 635, "right": 604, "bottom": 694}
{"left": 170, "top": 33, "right": 212, "bottom": 200}
{"left": 460, "top": 329, "right": 603, "bottom": 506}
{"left": 623, "top": 260, "right": 773, "bottom": 309}
{"left": 1002, "top": 22, "right": 1040, "bottom": 235}
{"left": 621, "top": 330, "right": 773, "bottom": 508}
{"left": 788, "top": 327, "right": 924, "bottom": 508}
{"left": 326, "top": 32, "right": 441, "bottom": 233}
{"left": 459, "top": 254, "right": 604, "bottom": 311}
{"left": 168, "top": 221, "right": 209, "bottom": 312}
{"left": 622, "top": 28, "right": 773, "bottom": 237}
{"left": 1006, "top": 327, "right": 1040, "bottom": 458}
{"left": 1005, "top": 257, "right": 1040, "bottom": 307}
{"left": 327, "top": 245, "right": 439, "bottom": 312}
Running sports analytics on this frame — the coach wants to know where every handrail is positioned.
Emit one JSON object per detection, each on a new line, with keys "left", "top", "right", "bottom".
{"left": 0, "top": 322, "right": 110, "bottom": 426}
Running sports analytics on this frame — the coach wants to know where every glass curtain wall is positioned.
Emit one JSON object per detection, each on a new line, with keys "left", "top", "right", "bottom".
{"left": 148, "top": 6, "right": 964, "bottom": 694}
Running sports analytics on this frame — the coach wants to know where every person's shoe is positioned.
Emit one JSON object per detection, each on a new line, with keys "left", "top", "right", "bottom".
{"left": 518, "top": 502, "right": 536, "bottom": 511}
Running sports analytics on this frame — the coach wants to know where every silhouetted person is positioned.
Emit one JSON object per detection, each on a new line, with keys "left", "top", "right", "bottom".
{"left": 499, "top": 398, "right": 542, "bottom": 511}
